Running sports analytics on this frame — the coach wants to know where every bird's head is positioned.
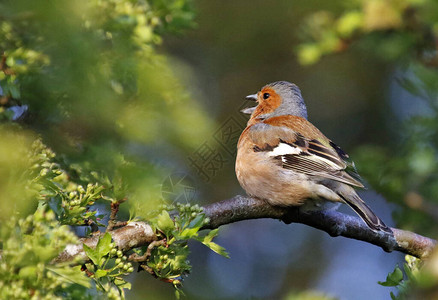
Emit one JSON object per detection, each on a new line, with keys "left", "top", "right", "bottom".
{"left": 243, "top": 81, "right": 308, "bottom": 120}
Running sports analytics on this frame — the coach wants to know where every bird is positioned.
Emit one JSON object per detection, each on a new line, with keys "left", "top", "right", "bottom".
{"left": 235, "top": 81, "right": 391, "bottom": 233}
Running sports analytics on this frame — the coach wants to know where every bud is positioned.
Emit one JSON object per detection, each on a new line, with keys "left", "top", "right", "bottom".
{"left": 77, "top": 185, "right": 85, "bottom": 193}
{"left": 39, "top": 168, "right": 49, "bottom": 177}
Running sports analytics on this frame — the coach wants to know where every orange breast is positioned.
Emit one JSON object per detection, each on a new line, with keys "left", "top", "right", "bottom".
{"left": 235, "top": 126, "right": 314, "bottom": 206}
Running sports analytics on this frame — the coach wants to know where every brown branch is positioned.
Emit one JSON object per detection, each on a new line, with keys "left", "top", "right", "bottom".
{"left": 55, "top": 195, "right": 436, "bottom": 264}
{"left": 106, "top": 202, "right": 121, "bottom": 232}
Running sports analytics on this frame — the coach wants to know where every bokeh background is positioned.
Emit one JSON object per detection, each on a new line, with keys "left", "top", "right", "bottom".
{"left": 2, "top": 0, "right": 437, "bottom": 299}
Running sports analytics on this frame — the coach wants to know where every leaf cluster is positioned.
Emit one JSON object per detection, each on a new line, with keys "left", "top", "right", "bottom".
{"left": 297, "top": 0, "right": 438, "bottom": 65}
{"left": 27, "top": 139, "right": 107, "bottom": 227}
{"left": 83, "top": 233, "right": 134, "bottom": 300}
{"left": 378, "top": 255, "right": 425, "bottom": 299}
{"left": 0, "top": 210, "right": 90, "bottom": 299}
{"left": 0, "top": 0, "right": 215, "bottom": 298}
{"left": 145, "top": 203, "right": 229, "bottom": 295}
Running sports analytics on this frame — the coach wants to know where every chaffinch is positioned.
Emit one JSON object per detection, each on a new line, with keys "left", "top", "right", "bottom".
{"left": 236, "top": 81, "right": 391, "bottom": 233}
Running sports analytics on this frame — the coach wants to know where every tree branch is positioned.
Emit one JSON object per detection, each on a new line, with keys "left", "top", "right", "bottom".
{"left": 54, "top": 222, "right": 157, "bottom": 264}
{"left": 56, "top": 195, "right": 436, "bottom": 264}
{"left": 203, "top": 195, "right": 436, "bottom": 258}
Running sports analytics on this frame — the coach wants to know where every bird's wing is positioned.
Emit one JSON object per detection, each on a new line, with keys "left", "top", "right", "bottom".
{"left": 248, "top": 116, "right": 364, "bottom": 188}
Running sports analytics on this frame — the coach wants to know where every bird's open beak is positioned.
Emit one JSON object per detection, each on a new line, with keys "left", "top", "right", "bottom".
{"left": 240, "top": 106, "right": 256, "bottom": 115}
{"left": 245, "top": 94, "right": 258, "bottom": 101}
{"left": 241, "top": 93, "right": 258, "bottom": 115}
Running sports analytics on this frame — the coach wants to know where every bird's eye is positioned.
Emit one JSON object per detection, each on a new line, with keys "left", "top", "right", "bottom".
{"left": 263, "top": 93, "right": 270, "bottom": 100}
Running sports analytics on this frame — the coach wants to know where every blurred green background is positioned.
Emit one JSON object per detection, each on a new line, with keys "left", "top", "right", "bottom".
{"left": 1, "top": 0, "right": 438, "bottom": 299}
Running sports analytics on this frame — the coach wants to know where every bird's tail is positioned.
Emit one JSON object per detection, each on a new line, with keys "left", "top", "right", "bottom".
{"left": 338, "top": 191, "right": 392, "bottom": 234}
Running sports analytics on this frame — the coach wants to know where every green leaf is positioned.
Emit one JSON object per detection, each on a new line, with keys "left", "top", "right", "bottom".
{"left": 174, "top": 288, "right": 185, "bottom": 299}
{"left": 188, "top": 214, "right": 205, "bottom": 229}
{"left": 96, "top": 232, "right": 112, "bottom": 259}
{"left": 114, "top": 278, "right": 132, "bottom": 290}
{"left": 47, "top": 266, "right": 91, "bottom": 288}
{"left": 177, "top": 214, "right": 206, "bottom": 239}
{"left": 178, "top": 227, "right": 200, "bottom": 239}
{"left": 397, "top": 280, "right": 410, "bottom": 295}
{"left": 403, "top": 263, "right": 415, "bottom": 281}
{"left": 83, "top": 243, "right": 100, "bottom": 266}
{"left": 378, "top": 266, "right": 404, "bottom": 287}
{"left": 19, "top": 266, "right": 37, "bottom": 281}
{"left": 83, "top": 233, "right": 112, "bottom": 266}
{"left": 94, "top": 269, "right": 108, "bottom": 279}
{"left": 202, "top": 241, "right": 230, "bottom": 258}
{"left": 203, "top": 229, "right": 219, "bottom": 244}
{"left": 157, "top": 210, "right": 174, "bottom": 234}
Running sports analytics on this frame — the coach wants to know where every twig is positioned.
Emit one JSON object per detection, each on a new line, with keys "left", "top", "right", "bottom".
{"left": 129, "top": 240, "right": 167, "bottom": 263}
{"left": 106, "top": 202, "right": 120, "bottom": 232}
{"left": 113, "top": 221, "right": 128, "bottom": 228}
